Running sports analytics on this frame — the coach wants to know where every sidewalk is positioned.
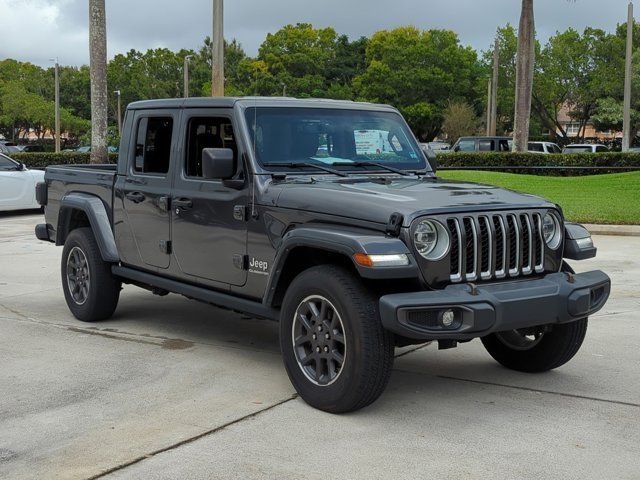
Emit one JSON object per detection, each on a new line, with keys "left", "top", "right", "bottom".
{"left": 584, "top": 224, "right": 640, "bottom": 237}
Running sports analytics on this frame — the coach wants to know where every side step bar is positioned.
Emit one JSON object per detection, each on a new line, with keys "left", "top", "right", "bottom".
{"left": 112, "top": 266, "right": 279, "bottom": 321}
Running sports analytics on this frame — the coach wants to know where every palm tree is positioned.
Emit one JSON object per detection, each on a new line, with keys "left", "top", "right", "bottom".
{"left": 89, "top": 0, "right": 108, "bottom": 163}
{"left": 513, "top": 0, "right": 535, "bottom": 151}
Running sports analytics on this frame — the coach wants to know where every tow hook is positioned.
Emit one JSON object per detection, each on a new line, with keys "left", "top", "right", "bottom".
{"left": 566, "top": 272, "right": 575, "bottom": 284}
{"left": 468, "top": 283, "right": 479, "bottom": 296}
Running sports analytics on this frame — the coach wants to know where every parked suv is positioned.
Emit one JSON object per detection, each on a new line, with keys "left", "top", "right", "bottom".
{"left": 452, "top": 136, "right": 513, "bottom": 152}
{"left": 35, "top": 97, "right": 610, "bottom": 413}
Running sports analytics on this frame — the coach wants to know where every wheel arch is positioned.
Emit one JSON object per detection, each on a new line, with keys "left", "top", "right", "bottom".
{"left": 56, "top": 192, "right": 119, "bottom": 263}
{"left": 264, "top": 227, "right": 419, "bottom": 308}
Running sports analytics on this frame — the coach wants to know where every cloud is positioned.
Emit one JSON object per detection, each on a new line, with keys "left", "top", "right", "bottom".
{"left": 0, "top": 0, "right": 629, "bottom": 67}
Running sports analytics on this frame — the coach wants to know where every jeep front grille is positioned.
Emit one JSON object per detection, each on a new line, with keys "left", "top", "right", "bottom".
{"left": 447, "top": 212, "right": 545, "bottom": 283}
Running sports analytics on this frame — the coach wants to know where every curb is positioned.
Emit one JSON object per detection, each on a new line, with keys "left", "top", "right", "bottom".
{"left": 583, "top": 224, "right": 640, "bottom": 237}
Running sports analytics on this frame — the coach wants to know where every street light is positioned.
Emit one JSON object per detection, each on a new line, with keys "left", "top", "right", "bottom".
{"left": 183, "top": 55, "right": 193, "bottom": 98}
{"left": 113, "top": 90, "right": 122, "bottom": 135}
{"left": 50, "top": 58, "right": 60, "bottom": 153}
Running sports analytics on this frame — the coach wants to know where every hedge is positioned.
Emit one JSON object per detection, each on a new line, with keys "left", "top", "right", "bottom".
{"left": 436, "top": 152, "right": 640, "bottom": 175}
{"left": 10, "top": 151, "right": 640, "bottom": 176}
{"left": 11, "top": 152, "right": 118, "bottom": 169}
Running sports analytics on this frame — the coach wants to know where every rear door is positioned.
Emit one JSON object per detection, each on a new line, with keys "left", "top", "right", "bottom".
{"left": 121, "top": 110, "right": 177, "bottom": 269}
{"left": 170, "top": 110, "right": 248, "bottom": 286}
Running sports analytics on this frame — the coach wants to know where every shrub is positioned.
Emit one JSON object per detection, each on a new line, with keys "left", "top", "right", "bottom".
{"left": 436, "top": 152, "right": 640, "bottom": 175}
{"left": 10, "top": 152, "right": 118, "bottom": 169}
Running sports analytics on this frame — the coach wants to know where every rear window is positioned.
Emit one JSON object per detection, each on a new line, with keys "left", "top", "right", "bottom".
{"left": 133, "top": 117, "right": 173, "bottom": 175}
{"left": 478, "top": 140, "right": 494, "bottom": 151}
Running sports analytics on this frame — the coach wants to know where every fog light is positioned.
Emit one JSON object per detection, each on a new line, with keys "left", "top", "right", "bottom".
{"left": 441, "top": 309, "right": 455, "bottom": 327}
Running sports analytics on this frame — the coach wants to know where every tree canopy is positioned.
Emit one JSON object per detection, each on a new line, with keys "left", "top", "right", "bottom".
{"left": 1, "top": 20, "right": 638, "bottom": 145}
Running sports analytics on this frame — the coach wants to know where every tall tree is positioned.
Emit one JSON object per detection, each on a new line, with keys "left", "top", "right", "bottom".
{"left": 513, "top": 0, "right": 535, "bottom": 151}
{"left": 89, "top": 0, "right": 108, "bottom": 163}
{"left": 355, "top": 26, "right": 481, "bottom": 140}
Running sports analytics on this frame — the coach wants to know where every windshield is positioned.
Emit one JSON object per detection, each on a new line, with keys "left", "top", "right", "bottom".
{"left": 244, "top": 107, "right": 428, "bottom": 173}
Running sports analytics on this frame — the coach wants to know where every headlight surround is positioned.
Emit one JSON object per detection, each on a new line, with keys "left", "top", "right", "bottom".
{"left": 542, "top": 213, "right": 562, "bottom": 250}
{"left": 414, "top": 219, "right": 449, "bottom": 260}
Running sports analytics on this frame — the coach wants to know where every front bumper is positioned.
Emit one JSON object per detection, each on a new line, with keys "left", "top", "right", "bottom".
{"left": 379, "top": 270, "right": 610, "bottom": 340}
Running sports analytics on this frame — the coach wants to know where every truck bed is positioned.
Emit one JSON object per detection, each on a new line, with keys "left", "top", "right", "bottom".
{"left": 43, "top": 164, "right": 118, "bottom": 243}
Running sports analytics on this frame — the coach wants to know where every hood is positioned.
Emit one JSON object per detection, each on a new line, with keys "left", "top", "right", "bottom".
{"left": 275, "top": 176, "right": 556, "bottom": 226}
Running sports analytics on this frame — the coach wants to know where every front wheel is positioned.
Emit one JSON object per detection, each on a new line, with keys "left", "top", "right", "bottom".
{"left": 481, "top": 319, "right": 588, "bottom": 373}
{"left": 279, "top": 265, "right": 394, "bottom": 413}
{"left": 61, "top": 227, "right": 120, "bottom": 322}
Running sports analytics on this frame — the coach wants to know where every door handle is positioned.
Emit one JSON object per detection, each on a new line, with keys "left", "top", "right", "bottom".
{"left": 125, "top": 191, "right": 145, "bottom": 203}
{"left": 173, "top": 198, "right": 193, "bottom": 210}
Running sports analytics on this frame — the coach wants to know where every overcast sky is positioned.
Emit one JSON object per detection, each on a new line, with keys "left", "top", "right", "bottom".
{"left": 0, "top": 0, "right": 631, "bottom": 67}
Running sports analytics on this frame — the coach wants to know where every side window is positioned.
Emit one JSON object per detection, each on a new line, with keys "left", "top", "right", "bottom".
{"left": 457, "top": 140, "right": 475, "bottom": 152}
{"left": 478, "top": 140, "right": 494, "bottom": 151}
{"left": 185, "top": 117, "right": 237, "bottom": 178}
{"left": 596, "top": 146, "right": 607, "bottom": 153}
{"left": 0, "top": 154, "right": 18, "bottom": 170}
{"left": 498, "top": 140, "right": 511, "bottom": 151}
{"left": 528, "top": 143, "right": 543, "bottom": 152}
{"left": 134, "top": 117, "right": 173, "bottom": 175}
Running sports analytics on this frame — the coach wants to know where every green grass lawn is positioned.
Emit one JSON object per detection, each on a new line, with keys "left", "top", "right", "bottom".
{"left": 437, "top": 170, "right": 640, "bottom": 225}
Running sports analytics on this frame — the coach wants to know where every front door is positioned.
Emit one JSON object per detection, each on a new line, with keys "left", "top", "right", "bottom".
{"left": 120, "top": 111, "right": 177, "bottom": 269}
{"left": 171, "top": 111, "right": 248, "bottom": 286}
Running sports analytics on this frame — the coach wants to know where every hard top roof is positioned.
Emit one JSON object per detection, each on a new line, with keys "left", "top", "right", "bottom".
{"left": 127, "top": 96, "right": 398, "bottom": 112}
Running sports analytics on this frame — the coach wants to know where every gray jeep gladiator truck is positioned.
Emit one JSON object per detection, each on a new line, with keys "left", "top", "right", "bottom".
{"left": 35, "top": 97, "right": 611, "bottom": 413}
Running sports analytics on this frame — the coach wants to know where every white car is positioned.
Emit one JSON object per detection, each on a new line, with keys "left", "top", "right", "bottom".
{"left": 528, "top": 141, "right": 562, "bottom": 154}
{"left": 0, "top": 153, "right": 45, "bottom": 211}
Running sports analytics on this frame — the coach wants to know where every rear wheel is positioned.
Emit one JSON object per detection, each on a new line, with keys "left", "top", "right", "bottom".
{"left": 61, "top": 227, "right": 120, "bottom": 322}
{"left": 280, "top": 265, "right": 394, "bottom": 413}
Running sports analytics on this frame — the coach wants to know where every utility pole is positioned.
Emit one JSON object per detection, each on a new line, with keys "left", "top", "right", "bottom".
{"left": 183, "top": 55, "right": 193, "bottom": 98}
{"left": 623, "top": 2, "right": 634, "bottom": 151}
{"left": 51, "top": 58, "right": 60, "bottom": 153}
{"left": 114, "top": 90, "right": 122, "bottom": 135}
{"left": 486, "top": 80, "right": 492, "bottom": 136}
{"left": 513, "top": 0, "right": 535, "bottom": 152}
{"left": 211, "top": 0, "right": 224, "bottom": 96}
{"left": 89, "top": 0, "right": 108, "bottom": 163}
{"left": 490, "top": 39, "right": 500, "bottom": 136}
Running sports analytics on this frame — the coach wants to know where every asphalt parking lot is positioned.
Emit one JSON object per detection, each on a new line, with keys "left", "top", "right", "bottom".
{"left": 1, "top": 212, "right": 639, "bottom": 480}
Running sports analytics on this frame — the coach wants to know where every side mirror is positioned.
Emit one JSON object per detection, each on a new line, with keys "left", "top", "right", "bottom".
{"left": 19, "top": 163, "right": 27, "bottom": 171}
{"left": 202, "top": 148, "right": 235, "bottom": 180}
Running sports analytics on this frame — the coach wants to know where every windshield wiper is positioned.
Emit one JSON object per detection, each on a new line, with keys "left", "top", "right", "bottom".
{"left": 332, "top": 161, "right": 411, "bottom": 176}
{"left": 266, "top": 162, "right": 349, "bottom": 177}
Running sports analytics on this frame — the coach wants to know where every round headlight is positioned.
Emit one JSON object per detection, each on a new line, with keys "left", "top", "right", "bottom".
{"left": 542, "top": 213, "right": 562, "bottom": 249}
{"left": 414, "top": 220, "right": 449, "bottom": 260}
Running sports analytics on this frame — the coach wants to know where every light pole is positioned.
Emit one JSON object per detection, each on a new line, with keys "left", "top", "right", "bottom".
{"left": 183, "top": 55, "right": 193, "bottom": 98}
{"left": 50, "top": 58, "right": 60, "bottom": 152}
{"left": 211, "top": 0, "right": 224, "bottom": 96}
{"left": 623, "top": 1, "right": 634, "bottom": 151}
{"left": 113, "top": 90, "right": 122, "bottom": 135}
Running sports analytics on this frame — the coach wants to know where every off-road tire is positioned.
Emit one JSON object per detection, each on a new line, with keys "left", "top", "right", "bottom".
{"left": 481, "top": 318, "right": 588, "bottom": 372}
{"left": 280, "top": 265, "right": 394, "bottom": 413}
{"left": 61, "top": 227, "right": 120, "bottom": 322}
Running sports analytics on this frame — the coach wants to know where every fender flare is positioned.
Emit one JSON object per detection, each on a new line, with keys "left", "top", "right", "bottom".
{"left": 264, "top": 226, "right": 419, "bottom": 306}
{"left": 57, "top": 192, "right": 120, "bottom": 263}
